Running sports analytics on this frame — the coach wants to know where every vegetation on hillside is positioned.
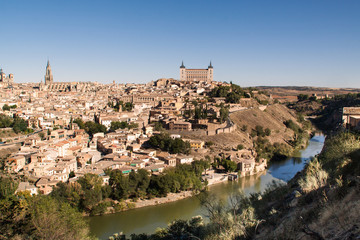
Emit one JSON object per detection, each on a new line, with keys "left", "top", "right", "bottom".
{"left": 289, "top": 93, "right": 360, "bottom": 131}
{"left": 209, "top": 83, "right": 250, "bottom": 103}
{"left": 0, "top": 176, "right": 94, "bottom": 240}
{"left": 125, "top": 132, "right": 360, "bottom": 240}
{"left": 110, "top": 121, "right": 138, "bottom": 131}
{"left": 0, "top": 114, "right": 32, "bottom": 134}
{"left": 108, "top": 101, "right": 134, "bottom": 112}
{"left": 148, "top": 133, "right": 191, "bottom": 154}
{"left": 73, "top": 118, "right": 107, "bottom": 136}
{"left": 49, "top": 160, "right": 209, "bottom": 216}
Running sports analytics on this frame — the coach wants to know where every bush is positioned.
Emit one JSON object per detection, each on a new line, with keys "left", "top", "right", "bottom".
{"left": 265, "top": 128, "right": 271, "bottom": 136}
{"left": 298, "top": 158, "right": 328, "bottom": 193}
{"left": 236, "top": 144, "right": 244, "bottom": 150}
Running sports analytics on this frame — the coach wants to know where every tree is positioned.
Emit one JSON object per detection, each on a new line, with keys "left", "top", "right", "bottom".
{"left": 226, "top": 91, "right": 241, "bottom": 103}
{"left": 73, "top": 118, "right": 85, "bottom": 129}
{"left": 241, "top": 125, "right": 248, "bottom": 132}
{"left": 12, "top": 116, "right": 28, "bottom": 133}
{"left": 109, "top": 170, "right": 129, "bottom": 200}
{"left": 2, "top": 104, "right": 10, "bottom": 111}
{"left": 265, "top": 128, "right": 271, "bottom": 136}
{"left": 38, "top": 132, "right": 45, "bottom": 140}
{"left": 297, "top": 94, "right": 309, "bottom": 101}
{"left": 77, "top": 174, "right": 103, "bottom": 211}
{"left": 0, "top": 176, "right": 18, "bottom": 199}
{"left": 148, "top": 133, "right": 190, "bottom": 154}
{"left": 110, "top": 121, "right": 128, "bottom": 131}
{"left": 30, "top": 196, "right": 93, "bottom": 240}
{"left": 219, "top": 106, "right": 229, "bottom": 123}
{"left": 0, "top": 114, "right": 13, "bottom": 128}
{"left": 84, "top": 121, "right": 106, "bottom": 136}
{"left": 154, "top": 122, "right": 164, "bottom": 131}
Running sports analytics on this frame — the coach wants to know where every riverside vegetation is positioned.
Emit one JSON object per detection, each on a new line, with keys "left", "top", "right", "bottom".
{"left": 108, "top": 131, "right": 360, "bottom": 240}
{"left": 0, "top": 159, "right": 210, "bottom": 239}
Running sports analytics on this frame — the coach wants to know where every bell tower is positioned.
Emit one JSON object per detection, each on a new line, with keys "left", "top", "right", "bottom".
{"left": 44, "top": 60, "right": 53, "bottom": 85}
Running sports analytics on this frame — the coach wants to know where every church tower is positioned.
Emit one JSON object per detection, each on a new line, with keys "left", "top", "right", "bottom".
{"left": 44, "top": 60, "right": 53, "bottom": 85}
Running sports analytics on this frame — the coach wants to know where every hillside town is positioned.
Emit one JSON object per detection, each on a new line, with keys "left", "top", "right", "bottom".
{"left": 2, "top": 61, "right": 359, "bottom": 198}
{"left": 0, "top": 62, "right": 271, "bottom": 196}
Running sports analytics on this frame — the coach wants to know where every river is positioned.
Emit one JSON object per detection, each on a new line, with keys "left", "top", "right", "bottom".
{"left": 89, "top": 134, "right": 325, "bottom": 239}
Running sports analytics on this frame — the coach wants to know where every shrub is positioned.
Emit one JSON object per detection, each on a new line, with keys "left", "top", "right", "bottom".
{"left": 298, "top": 158, "right": 328, "bottom": 193}
{"left": 236, "top": 144, "right": 244, "bottom": 150}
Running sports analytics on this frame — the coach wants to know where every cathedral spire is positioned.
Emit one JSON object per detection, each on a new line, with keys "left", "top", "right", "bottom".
{"left": 45, "top": 60, "right": 53, "bottom": 85}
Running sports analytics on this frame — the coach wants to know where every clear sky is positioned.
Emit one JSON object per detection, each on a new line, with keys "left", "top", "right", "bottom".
{"left": 1, "top": 0, "right": 359, "bottom": 88}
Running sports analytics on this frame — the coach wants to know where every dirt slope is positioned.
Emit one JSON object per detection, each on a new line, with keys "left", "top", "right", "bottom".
{"left": 230, "top": 104, "right": 299, "bottom": 145}
{"left": 181, "top": 104, "right": 304, "bottom": 159}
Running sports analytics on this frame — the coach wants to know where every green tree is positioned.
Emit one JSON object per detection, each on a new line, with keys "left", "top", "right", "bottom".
{"left": 12, "top": 116, "right": 28, "bottom": 133}
{"left": 30, "top": 196, "right": 93, "bottom": 240}
{"left": 0, "top": 114, "right": 13, "bottom": 128}
{"left": 0, "top": 176, "right": 18, "bottom": 199}
{"left": 77, "top": 174, "right": 103, "bottom": 211}
{"left": 2, "top": 104, "right": 10, "bottom": 111}
{"left": 219, "top": 106, "right": 229, "bottom": 123}
{"left": 109, "top": 170, "right": 129, "bottom": 200}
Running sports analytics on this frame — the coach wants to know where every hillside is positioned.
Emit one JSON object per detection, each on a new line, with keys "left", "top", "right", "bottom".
{"left": 178, "top": 104, "right": 310, "bottom": 161}
{"left": 254, "top": 132, "right": 360, "bottom": 240}
{"left": 125, "top": 132, "right": 360, "bottom": 240}
{"left": 230, "top": 104, "right": 300, "bottom": 145}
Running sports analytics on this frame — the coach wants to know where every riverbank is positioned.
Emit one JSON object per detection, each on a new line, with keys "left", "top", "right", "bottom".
{"left": 89, "top": 135, "right": 326, "bottom": 239}
{"left": 85, "top": 173, "right": 231, "bottom": 217}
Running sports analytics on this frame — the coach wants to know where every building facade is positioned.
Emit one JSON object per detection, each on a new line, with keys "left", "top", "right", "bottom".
{"left": 179, "top": 61, "right": 213, "bottom": 82}
{"left": 41, "top": 61, "right": 94, "bottom": 92}
{"left": 0, "top": 68, "right": 14, "bottom": 86}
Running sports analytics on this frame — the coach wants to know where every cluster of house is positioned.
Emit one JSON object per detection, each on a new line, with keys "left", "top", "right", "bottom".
{"left": 7, "top": 126, "right": 201, "bottom": 196}
{"left": 0, "top": 75, "right": 269, "bottom": 196}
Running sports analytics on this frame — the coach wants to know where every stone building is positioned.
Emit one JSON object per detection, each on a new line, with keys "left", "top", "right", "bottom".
{"left": 342, "top": 107, "right": 360, "bottom": 130}
{"left": 44, "top": 60, "right": 53, "bottom": 85}
{"left": 179, "top": 61, "right": 213, "bottom": 82}
{"left": 41, "top": 60, "right": 95, "bottom": 92}
{"left": 0, "top": 68, "right": 14, "bottom": 86}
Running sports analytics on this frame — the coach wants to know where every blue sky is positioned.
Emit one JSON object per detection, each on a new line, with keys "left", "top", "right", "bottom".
{"left": 1, "top": 0, "right": 359, "bottom": 87}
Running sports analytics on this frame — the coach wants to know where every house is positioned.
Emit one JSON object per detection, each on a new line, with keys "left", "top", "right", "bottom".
{"left": 186, "top": 139, "right": 205, "bottom": 149}
{"left": 168, "top": 121, "right": 192, "bottom": 131}
{"left": 16, "top": 182, "right": 38, "bottom": 196}
{"left": 162, "top": 156, "right": 177, "bottom": 167}
{"left": 176, "top": 155, "right": 194, "bottom": 165}
{"left": 238, "top": 159, "right": 255, "bottom": 177}
{"left": 144, "top": 163, "right": 165, "bottom": 173}
{"left": 342, "top": 107, "right": 360, "bottom": 129}
{"left": 6, "top": 155, "right": 26, "bottom": 173}
{"left": 35, "top": 177, "right": 59, "bottom": 195}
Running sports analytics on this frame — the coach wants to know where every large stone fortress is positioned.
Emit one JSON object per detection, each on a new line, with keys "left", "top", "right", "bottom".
{"left": 41, "top": 61, "right": 94, "bottom": 92}
{"left": 0, "top": 68, "right": 14, "bottom": 86}
{"left": 180, "top": 61, "right": 213, "bottom": 82}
